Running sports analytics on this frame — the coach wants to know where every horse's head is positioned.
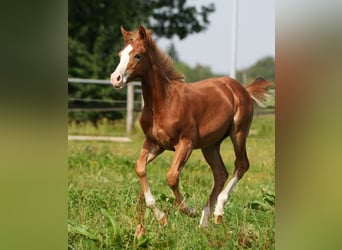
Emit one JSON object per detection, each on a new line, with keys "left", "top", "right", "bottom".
{"left": 111, "top": 26, "right": 150, "bottom": 89}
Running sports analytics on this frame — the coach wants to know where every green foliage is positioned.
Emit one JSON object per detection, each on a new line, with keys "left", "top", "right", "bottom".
{"left": 175, "top": 61, "right": 216, "bottom": 82}
{"left": 68, "top": 37, "right": 95, "bottom": 78}
{"left": 237, "top": 56, "right": 275, "bottom": 84}
{"left": 247, "top": 56, "right": 275, "bottom": 82}
{"left": 68, "top": 115, "right": 275, "bottom": 249}
{"left": 151, "top": 0, "right": 215, "bottom": 39}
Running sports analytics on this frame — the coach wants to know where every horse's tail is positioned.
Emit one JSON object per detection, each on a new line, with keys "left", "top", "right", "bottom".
{"left": 245, "top": 77, "right": 274, "bottom": 107}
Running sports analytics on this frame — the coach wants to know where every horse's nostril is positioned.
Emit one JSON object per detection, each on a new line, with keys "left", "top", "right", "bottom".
{"left": 117, "top": 75, "right": 121, "bottom": 82}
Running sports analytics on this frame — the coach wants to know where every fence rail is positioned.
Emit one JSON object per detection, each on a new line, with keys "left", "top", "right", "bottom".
{"left": 68, "top": 78, "right": 142, "bottom": 134}
{"left": 68, "top": 78, "right": 141, "bottom": 87}
{"left": 68, "top": 78, "right": 111, "bottom": 85}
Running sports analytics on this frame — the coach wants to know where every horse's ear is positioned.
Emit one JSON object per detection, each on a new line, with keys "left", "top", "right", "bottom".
{"left": 120, "top": 25, "right": 128, "bottom": 37}
{"left": 121, "top": 26, "right": 131, "bottom": 44}
{"left": 138, "top": 26, "right": 147, "bottom": 40}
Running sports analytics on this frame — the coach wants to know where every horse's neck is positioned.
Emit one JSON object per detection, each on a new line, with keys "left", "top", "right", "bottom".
{"left": 141, "top": 66, "right": 171, "bottom": 112}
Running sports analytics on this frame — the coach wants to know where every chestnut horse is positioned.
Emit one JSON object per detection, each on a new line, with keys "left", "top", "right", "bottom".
{"left": 111, "top": 26, "right": 272, "bottom": 231}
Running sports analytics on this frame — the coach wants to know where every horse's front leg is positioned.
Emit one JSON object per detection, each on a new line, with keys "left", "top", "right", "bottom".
{"left": 135, "top": 140, "right": 165, "bottom": 232}
{"left": 167, "top": 139, "right": 197, "bottom": 217}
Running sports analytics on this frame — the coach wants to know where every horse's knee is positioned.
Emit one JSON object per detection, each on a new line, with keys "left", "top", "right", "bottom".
{"left": 135, "top": 160, "right": 146, "bottom": 178}
{"left": 166, "top": 170, "right": 179, "bottom": 189}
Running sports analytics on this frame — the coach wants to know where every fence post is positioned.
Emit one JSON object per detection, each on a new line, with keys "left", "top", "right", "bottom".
{"left": 126, "top": 82, "right": 134, "bottom": 135}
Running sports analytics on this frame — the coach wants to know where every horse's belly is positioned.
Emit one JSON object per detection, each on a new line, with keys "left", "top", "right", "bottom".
{"left": 194, "top": 114, "right": 233, "bottom": 149}
{"left": 195, "top": 129, "right": 229, "bottom": 149}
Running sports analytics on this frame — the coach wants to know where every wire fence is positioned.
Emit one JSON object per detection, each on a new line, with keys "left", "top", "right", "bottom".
{"left": 68, "top": 78, "right": 142, "bottom": 134}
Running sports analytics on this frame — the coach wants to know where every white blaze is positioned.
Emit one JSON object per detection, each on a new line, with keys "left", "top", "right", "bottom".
{"left": 111, "top": 44, "right": 133, "bottom": 85}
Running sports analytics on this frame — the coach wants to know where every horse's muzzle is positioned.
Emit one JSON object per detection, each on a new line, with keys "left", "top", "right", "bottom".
{"left": 111, "top": 72, "right": 126, "bottom": 89}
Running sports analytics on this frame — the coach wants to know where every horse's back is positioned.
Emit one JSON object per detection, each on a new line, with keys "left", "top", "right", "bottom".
{"left": 188, "top": 76, "right": 252, "bottom": 113}
{"left": 181, "top": 77, "right": 243, "bottom": 148}
{"left": 190, "top": 76, "right": 250, "bottom": 97}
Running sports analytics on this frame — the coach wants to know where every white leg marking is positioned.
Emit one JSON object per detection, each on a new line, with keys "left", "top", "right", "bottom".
{"left": 214, "top": 176, "right": 238, "bottom": 216}
{"left": 199, "top": 206, "right": 210, "bottom": 227}
{"left": 144, "top": 187, "right": 156, "bottom": 207}
{"left": 144, "top": 187, "right": 165, "bottom": 221}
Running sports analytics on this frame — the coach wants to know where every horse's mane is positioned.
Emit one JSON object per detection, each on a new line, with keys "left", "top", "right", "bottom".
{"left": 126, "top": 28, "right": 184, "bottom": 82}
{"left": 147, "top": 37, "right": 185, "bottom": 82}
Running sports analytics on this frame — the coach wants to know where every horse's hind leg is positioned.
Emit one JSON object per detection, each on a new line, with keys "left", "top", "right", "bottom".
{"left": 214, "top": 119, "right": 252, "bottom": 223}
{"left": 199, "top": 144, "right": 228, "bottom": 227}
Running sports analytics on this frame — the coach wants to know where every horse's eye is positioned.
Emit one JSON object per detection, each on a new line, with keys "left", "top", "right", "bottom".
{"left": 134, "top": 54, "right": 141, "bottom": 59}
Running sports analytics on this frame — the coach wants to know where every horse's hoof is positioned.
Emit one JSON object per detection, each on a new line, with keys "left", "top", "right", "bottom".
{"left": 214, "top": 215, "right": 224, "bottom": 224}
{"left": 188, "top": 208, "right": 198, "bottom": 218}
{"left": 181, "top": 207, "right": 198, "bottom": 217}
{"left": 159, "top": 214, "right": 167, "bottom": 227}
{"left": 199, "top": 222, "right": 208, "bottom": 228}
{"left": 135, "top": 224, "right": 145, "bottom": 239}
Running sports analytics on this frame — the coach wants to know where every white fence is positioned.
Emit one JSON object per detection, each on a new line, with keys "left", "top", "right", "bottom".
{"left": 68, "top": 78, "right": 142, "bottom": 134}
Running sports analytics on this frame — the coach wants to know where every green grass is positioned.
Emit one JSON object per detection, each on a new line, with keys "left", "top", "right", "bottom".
{"left": 68, "top": 115, "right": 275, "bottom": 249}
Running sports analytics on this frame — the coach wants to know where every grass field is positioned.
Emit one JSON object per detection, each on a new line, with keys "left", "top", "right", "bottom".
{"left": 68, "top": 115, "right": 275, "bottom": 249}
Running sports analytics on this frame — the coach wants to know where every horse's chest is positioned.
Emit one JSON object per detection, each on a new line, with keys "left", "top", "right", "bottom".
{"left": 145, "top": 120, "right": 176, "bottom": 150}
